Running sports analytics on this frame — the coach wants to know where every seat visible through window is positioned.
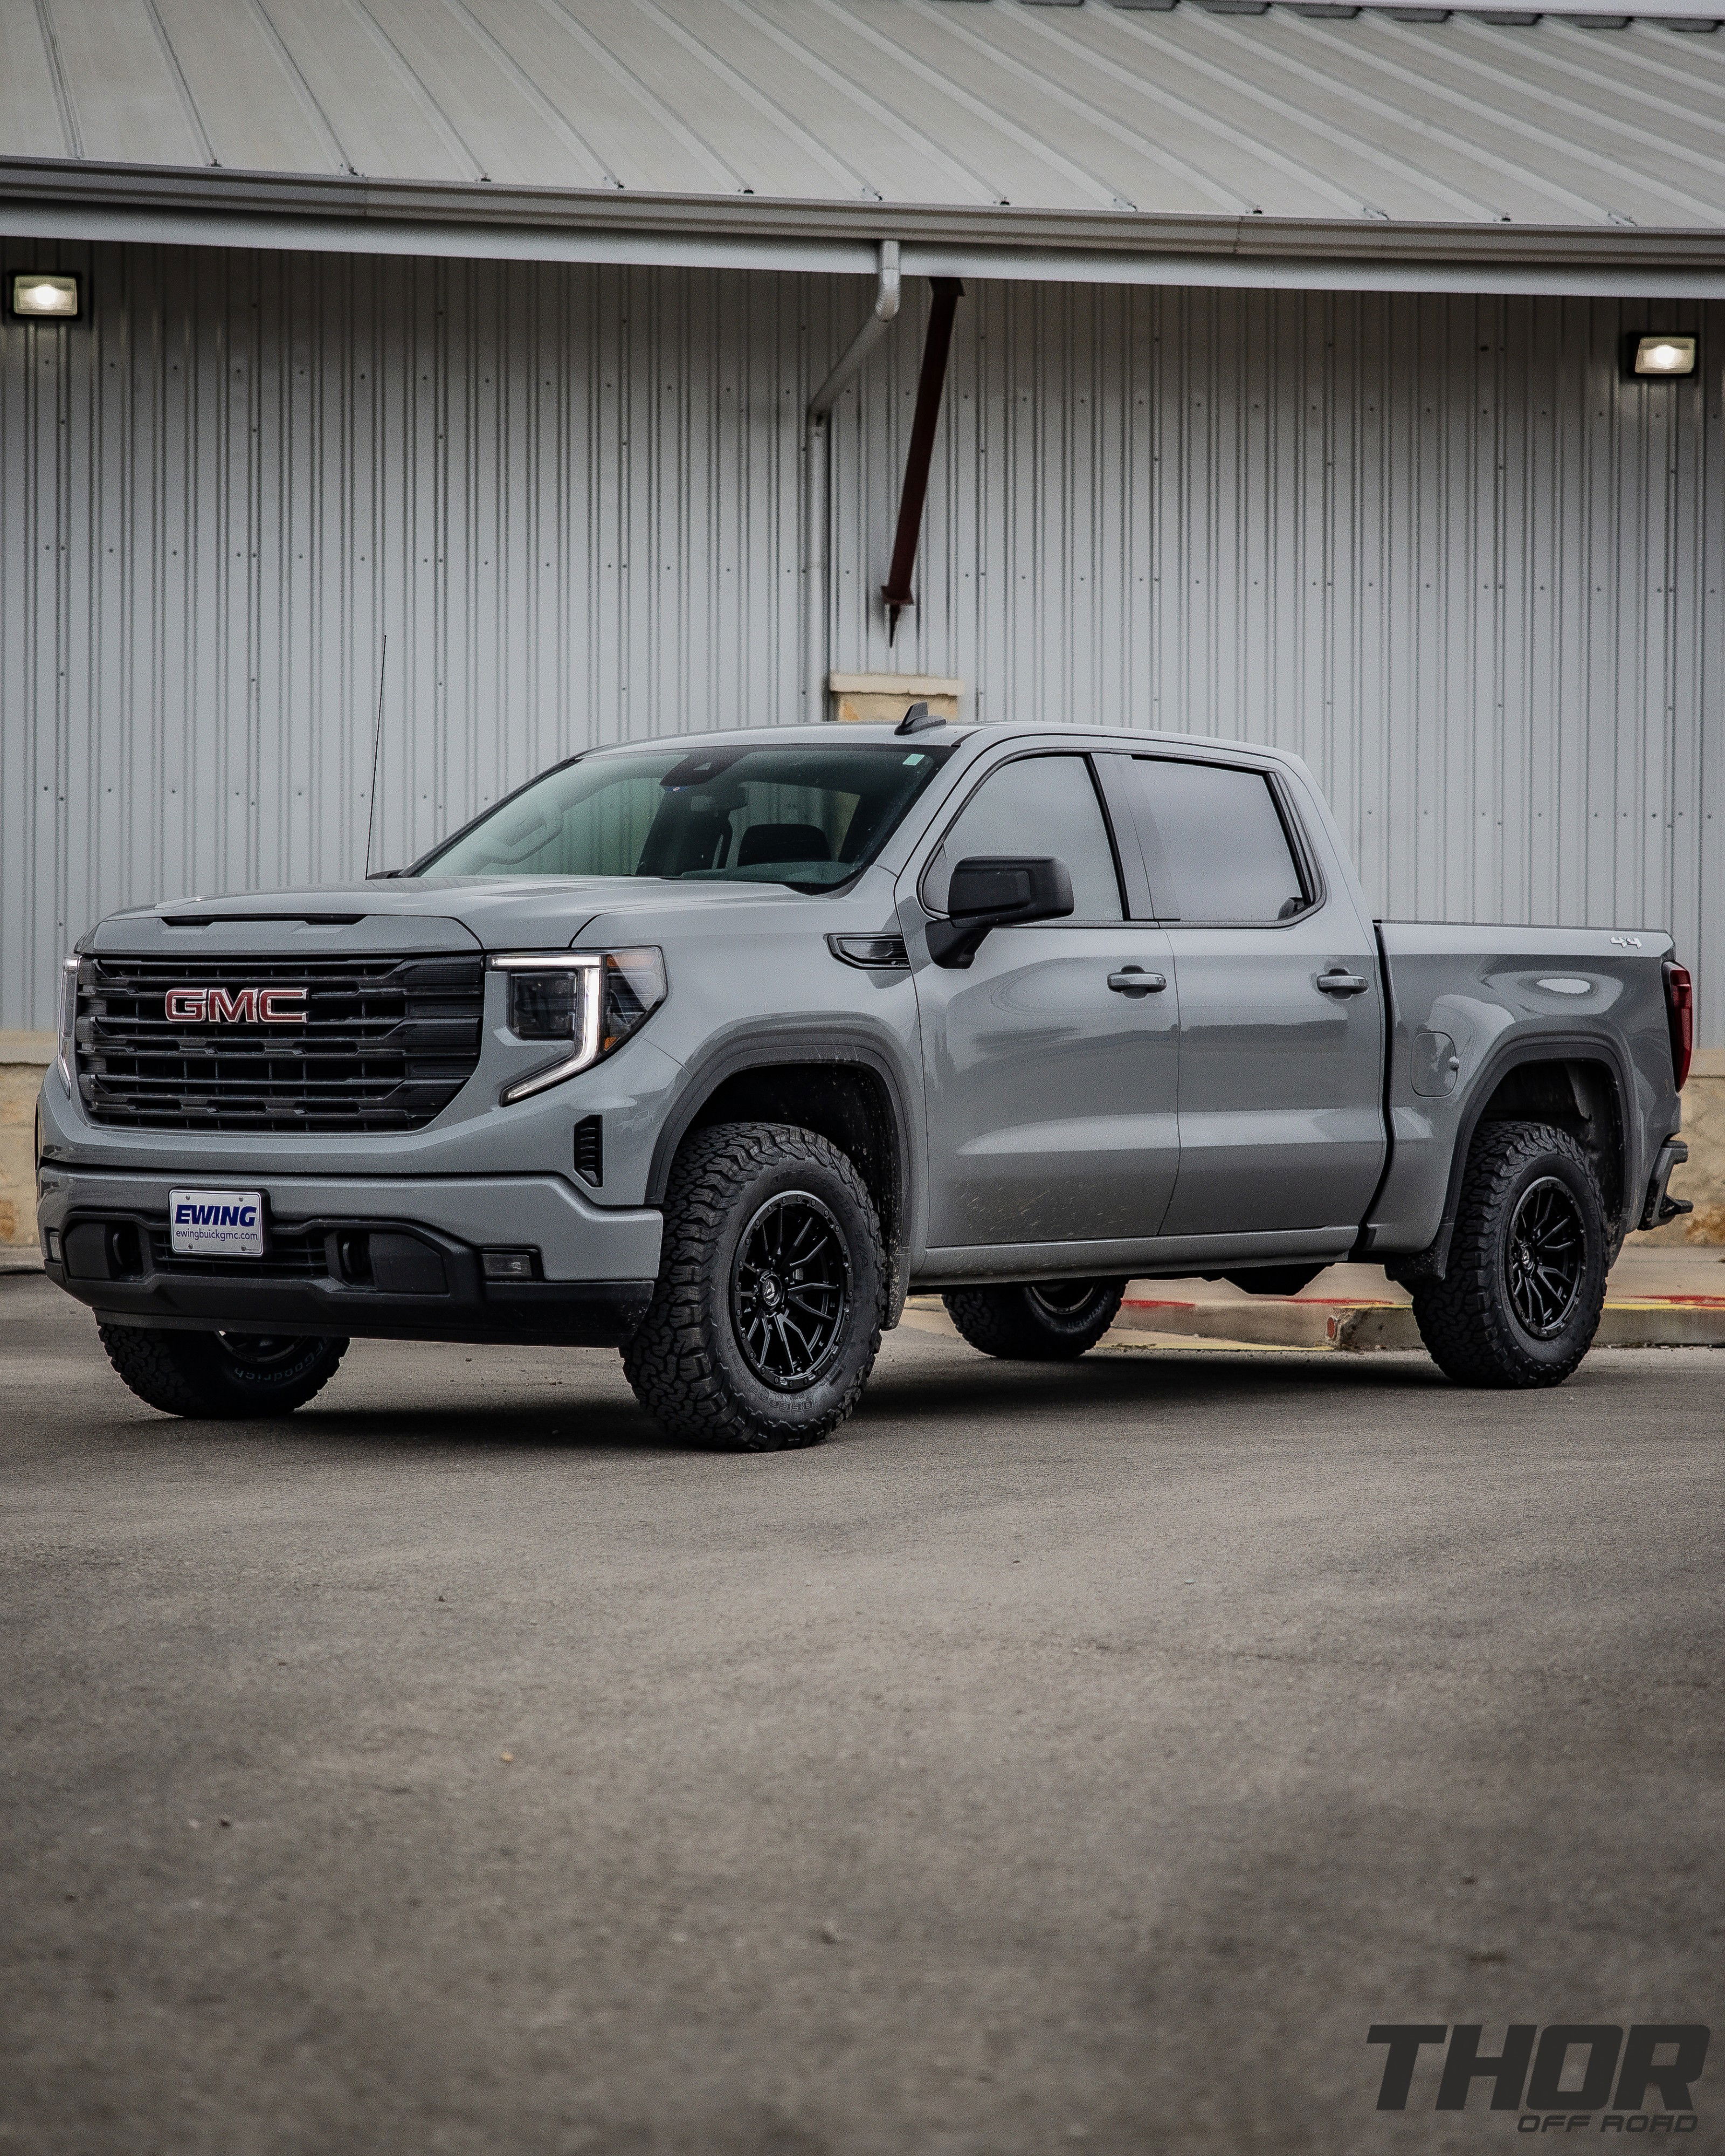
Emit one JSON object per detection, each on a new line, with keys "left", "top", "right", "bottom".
{"left": 736, "top": 823, "right": 831, "bottom": 867}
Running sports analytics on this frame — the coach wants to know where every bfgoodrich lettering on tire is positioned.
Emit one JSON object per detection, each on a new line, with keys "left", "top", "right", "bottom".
{"left": 1410, "top": 1118, "right": 1609, "bottom": 1388}
{"left": 622, "top": 1121, "right": 886, "bottom": 1450}
{"left": 99, "top": 1326, "right": 348, "bottom": 1417}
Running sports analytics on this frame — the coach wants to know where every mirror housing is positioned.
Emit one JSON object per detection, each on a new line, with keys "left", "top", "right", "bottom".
{"left": 926, "top": 854, "right": 1074, "bottom": 968}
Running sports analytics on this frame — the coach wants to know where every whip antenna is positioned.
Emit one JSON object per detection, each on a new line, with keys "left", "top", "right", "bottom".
{"left": 363, "top": 635, "right": 388, "bottom": 879}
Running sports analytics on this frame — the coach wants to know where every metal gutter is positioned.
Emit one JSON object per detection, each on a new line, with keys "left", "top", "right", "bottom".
{"left": 805, "top": 241, "right": 903, "bottom": 722}
{"left": 4, "top": 157, "right": 1725, "bottom": 293}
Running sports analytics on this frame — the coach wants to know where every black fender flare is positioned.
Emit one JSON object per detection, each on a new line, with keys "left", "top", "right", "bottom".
{"left": 646, "top": 1018, "right": 924, "bottom": 1311}
{"left": 1395, "top": 1031, "right": 1637, "bottom": 1283}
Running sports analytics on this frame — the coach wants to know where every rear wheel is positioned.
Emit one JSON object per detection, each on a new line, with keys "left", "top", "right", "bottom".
{"left": 942, "top": 1277, "right": 1127, "bottom": 1361}
{"left": 1410, "top": 1118, "right": 1607, "bottom": 1388}
{"left": 99, "top": 1326, "right": 348, "bottom": 1418}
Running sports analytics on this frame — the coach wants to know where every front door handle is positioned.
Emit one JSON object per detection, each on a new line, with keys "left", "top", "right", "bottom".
{"left": 1108, "top": 967, "right": 1167, "bottom": 996}
{"left": 1316, "top": 968, "right": 1370, "bottom": 997}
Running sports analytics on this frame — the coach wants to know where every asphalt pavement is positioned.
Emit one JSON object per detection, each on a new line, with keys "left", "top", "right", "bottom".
{"left": 2, "top": 1273, "right": 1721, "bottom": 2156}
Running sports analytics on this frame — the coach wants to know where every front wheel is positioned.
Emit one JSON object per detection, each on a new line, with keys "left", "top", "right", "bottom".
{"left": 942, "top": 1278, "right": 1127, "bottom": 1361}
{"left": 623, "top": 1122, "right": 885, "bottom": 1450}
{"left": 1411, "top": 1119, "right": 1608, "bottom": 1388}
{"left": 99, "top": 1326, "right": 348, "bottom": 1418}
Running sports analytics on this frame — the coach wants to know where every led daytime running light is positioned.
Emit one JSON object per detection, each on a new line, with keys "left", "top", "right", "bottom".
{"left": 491, "top": 948, "right": 666, "bottom": 1104}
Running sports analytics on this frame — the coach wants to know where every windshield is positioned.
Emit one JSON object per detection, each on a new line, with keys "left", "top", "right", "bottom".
{"left": 417, "top": 741, "right": 954, "bottom": 891}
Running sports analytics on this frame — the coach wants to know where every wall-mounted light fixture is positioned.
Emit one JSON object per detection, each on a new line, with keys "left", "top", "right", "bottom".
{"left": 1626, "top": 333, "right": 1698, "bottom": 379}
{"left": 9, "top": 272, "right": 81, "bottom": 320}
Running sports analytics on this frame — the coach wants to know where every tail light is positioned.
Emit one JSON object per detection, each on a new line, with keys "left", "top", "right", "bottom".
{"left": 1665, "top": 961, "right": 1693, "bottom": 1090}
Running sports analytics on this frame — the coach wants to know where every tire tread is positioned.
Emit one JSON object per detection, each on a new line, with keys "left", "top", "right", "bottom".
{"left": 942, "top": 1280, "right": 1126, "bottom": 1362}
{"left": 1411, "top": 1118, "right": 1606, "bottom": 1389}
{"left": 622, "top": 1122, "right": 884, "bottom": 1450}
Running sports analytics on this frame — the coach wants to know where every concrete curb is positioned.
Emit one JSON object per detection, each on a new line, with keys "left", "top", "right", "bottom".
{"left": 1112, "top": 1295, "right": 1725, "bottom": 1352}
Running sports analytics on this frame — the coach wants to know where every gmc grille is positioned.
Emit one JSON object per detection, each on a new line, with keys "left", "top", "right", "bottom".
{"left": 77, "top": 953, "right": 486, "bottom": 1133}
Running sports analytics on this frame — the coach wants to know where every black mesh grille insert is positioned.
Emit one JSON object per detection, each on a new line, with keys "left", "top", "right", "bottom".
{"left": 146, "top": 1222, "right": 328, "bottom": 1277}
{"left": 78, "top": 952, "right": 486, "bottom": 1133}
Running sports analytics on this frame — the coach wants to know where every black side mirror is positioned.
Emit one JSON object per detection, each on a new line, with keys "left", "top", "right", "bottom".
{"left": 926, "top": 855, "right": 1074, "bottom": 969}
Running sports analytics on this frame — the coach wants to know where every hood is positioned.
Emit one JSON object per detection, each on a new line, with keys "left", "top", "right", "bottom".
{"left": 90, "top": 872, "right": 821, "bottom": 955}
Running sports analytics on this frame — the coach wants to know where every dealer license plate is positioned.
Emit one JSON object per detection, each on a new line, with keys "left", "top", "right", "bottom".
{"left": 168, "top": 1188, "right": 265, "bottom": 1259}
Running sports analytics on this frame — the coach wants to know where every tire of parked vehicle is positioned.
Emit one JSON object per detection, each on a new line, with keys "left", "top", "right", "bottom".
{"left": 98, "top": 1326, "right": 348, "bottom": 1417}
{"left": 622, "top": 1121, "right": 886, "bottom": 1451}
{"left": 1410, "top": 1118, "right": 1609, "bottom": 1389}
{"left": 942, "top": 1278, "right": 1128, "bottom": 1361}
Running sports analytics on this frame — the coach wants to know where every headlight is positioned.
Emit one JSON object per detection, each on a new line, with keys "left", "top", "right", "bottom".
{"left": 56, "top": 954, "right": 79, "bottom": 1089}
{"left": 491, "top": 948, "right": 667, "bottom": 1104}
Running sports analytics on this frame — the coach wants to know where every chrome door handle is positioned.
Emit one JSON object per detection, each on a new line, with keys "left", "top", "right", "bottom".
{"left": 1108, "top": 968, "right": 1167, "bottom": 996}
{"left": 1316, "top": 969, "right": 1369, "bottom": 997}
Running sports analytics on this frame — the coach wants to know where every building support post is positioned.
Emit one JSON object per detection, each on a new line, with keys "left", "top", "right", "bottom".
{"left": 881, "top": 278, "right": 963, "bottom": 647}
{"left": 805, "top": 239, "right": 901, "bottom": 722}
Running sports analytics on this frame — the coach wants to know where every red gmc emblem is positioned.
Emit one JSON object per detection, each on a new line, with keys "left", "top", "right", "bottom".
{"left": 164, "top": 986, "right": 308, "bottom": 1024}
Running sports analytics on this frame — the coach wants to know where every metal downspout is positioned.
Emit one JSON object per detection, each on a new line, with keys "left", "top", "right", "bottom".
{"left": 805, "top": 239, "right": 901, "bottom": 721}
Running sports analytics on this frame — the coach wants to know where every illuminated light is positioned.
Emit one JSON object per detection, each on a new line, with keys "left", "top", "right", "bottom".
{"left": 10, "top": 272, "right": 80, "bottom": 318}
{"left": 1631, "top": 333, "right": 1697, "bottom": 377}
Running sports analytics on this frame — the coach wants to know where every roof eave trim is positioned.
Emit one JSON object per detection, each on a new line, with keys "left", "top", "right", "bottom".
{"left": 3, "top": 157, "right": 1724, "bottom": 295}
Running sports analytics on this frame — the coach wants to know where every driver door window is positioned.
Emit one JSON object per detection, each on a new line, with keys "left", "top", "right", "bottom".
{"left": 923, "top": 755, "right": 1123, "bottom": 921}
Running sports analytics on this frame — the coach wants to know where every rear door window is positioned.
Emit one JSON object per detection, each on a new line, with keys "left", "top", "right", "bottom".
{"left": 1127, "top": 759, "right": 1310, "bottom": 923}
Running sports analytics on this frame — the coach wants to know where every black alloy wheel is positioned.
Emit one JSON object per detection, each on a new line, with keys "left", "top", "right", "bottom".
{"left": 731, "top": 1190, "right": 852, "bottom": 1392}
{"left": 943, "top": 1276, "right": 1128, "bottom": 1360}
{"left": 1024, "top": 1280, "right": 1103, "bottom": 1322}
{"left": 1503, "top": 1176, "right": 1585, "bottom": 1340}
{"left": 217, "top": 1333, "right": 325, "bottom": 1373}
{"left": 1409, "top": 1117, "right": 1608, "bottom": 1389}
{"left": 622, "top": 1121, "right": 886, "bottom": 1450}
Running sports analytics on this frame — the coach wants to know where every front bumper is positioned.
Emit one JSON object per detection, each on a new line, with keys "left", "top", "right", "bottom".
{"left": 36, "top": 1169, "right": 661, "bottom": 1348}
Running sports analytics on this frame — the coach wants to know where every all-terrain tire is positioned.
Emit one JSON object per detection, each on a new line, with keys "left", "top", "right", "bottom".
{"left": 622, "top": 1121, "right": 886, "bottom": 1451}
{"left": 98, "top": 1326, "right": 348, "bottom": 1418}
{"left": 942, "top": 1278, "right": 1128, "bottom": 1361}
{"left": 1410, "top": 1118, "right": 1608, "bottom": 1389}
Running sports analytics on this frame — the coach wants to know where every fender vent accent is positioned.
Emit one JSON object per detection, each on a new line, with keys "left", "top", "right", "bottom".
{"left": 574, "top": 1115, "right": 603, "bottom": 1187}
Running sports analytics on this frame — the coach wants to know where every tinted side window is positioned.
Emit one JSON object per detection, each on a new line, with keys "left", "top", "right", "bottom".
{"left": 924, "top": 755, "right": 1122, "bottom": 922}
{"left": 1132, "top": 759, "right": 1308, "bottom": 923}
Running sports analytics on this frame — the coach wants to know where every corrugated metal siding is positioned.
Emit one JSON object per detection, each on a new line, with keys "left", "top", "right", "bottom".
{"left": 839, "top": 278, "right": 1721, "bottom": 1009}
{"left": 3, "top": 239, "right": 1721, "bottom": 1041}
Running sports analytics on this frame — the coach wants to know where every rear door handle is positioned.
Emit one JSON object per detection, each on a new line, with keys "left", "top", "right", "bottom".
{"left": 1316, "top": 968, "right": 1369, "bottom": 997}
{"left": 1108, "top": 967, "right": 1167, "bottom": 996}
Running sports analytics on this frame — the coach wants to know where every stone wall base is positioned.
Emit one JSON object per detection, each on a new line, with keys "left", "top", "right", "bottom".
{"left": 1630, "top": 1062, "right": 1725, "bottom": 1246}
{"left": 1, "top": 1036, "right": 53, "bottom": 1251}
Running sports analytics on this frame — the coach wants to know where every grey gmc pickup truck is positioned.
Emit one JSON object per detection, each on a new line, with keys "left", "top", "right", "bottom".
{"left": 36, "top": 717, "right": 1693, "bottom": 1449}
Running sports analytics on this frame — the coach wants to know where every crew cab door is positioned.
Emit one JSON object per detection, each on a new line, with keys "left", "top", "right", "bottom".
{"left": 1100, "top": 752, "right": 1385, "bottom": 1238}
{"left": 906, "top": 750, "right": 1181, "bottom": 1250}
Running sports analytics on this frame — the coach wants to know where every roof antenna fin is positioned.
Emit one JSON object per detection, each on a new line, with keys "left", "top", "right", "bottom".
{"left": 895, "top": 700, "right": 942, "bottom": 736}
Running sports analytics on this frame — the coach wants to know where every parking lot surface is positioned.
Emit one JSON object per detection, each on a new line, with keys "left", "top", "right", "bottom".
{"left": 2, "top": 1273, "right": 1721, "bottom": 2156}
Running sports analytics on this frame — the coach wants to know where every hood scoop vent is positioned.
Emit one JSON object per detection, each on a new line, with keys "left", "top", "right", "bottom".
{"left": 160, "top": 913, "right": 368, "bottom": 928}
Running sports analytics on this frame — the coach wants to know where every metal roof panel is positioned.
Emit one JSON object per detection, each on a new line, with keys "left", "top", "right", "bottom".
{"left": 5, "top": 0, "right": 1725, "bottom": 244}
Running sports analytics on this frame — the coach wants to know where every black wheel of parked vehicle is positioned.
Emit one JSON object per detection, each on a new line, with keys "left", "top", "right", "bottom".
{"left": 942, "top": 1277, "right": 1128, "bottom": 1361}
{"left": 98, "top": 1325, "right": 348, "bottom": 1418}
{"left": 1409, "top": 1118, "right": 1609, "bottom": 1388}
{"left": 622, "top": 1121, "right": 886, "bottom": 1450}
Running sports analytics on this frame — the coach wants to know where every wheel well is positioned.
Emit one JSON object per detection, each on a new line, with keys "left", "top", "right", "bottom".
{"left": 1472, "top": 1056, "right": 1625, "bottom": 1230}
{"left": 681, "top": 1061, "right": 905, "bottom": 1296}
